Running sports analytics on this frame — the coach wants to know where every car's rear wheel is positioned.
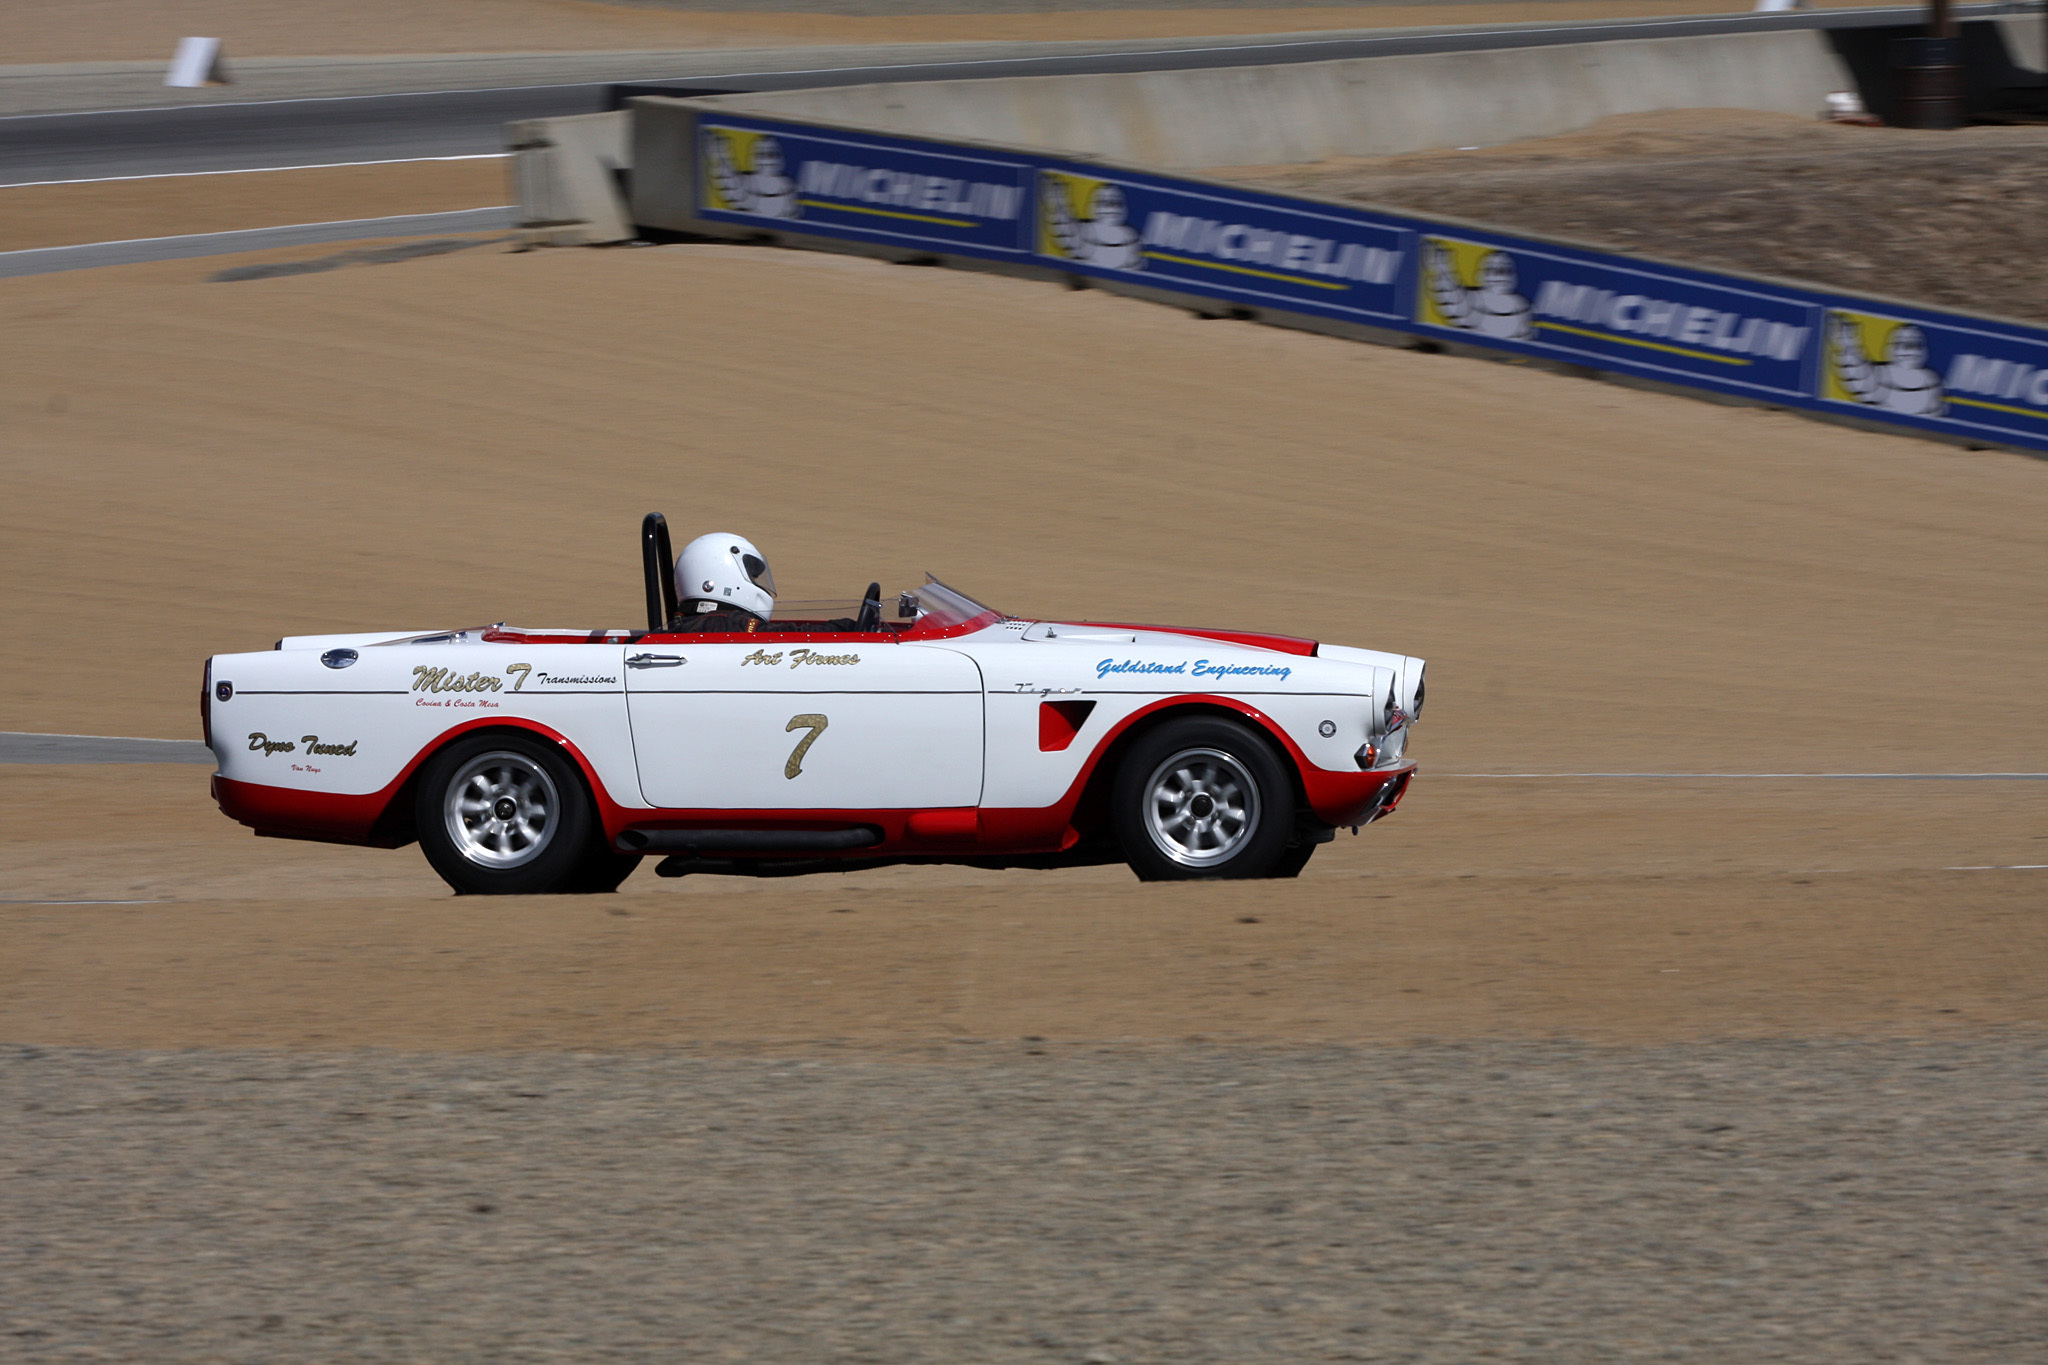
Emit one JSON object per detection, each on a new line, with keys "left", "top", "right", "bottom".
{"left": 1112, "top": 716, "right": 1296, "bottom": 881}
{"left": 416, "top": 733, "right": 603, "bottom": 894}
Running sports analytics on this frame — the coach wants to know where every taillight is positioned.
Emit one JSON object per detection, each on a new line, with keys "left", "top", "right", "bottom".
{"left": 201, "top": 659, "right": 212, "bottom": 748}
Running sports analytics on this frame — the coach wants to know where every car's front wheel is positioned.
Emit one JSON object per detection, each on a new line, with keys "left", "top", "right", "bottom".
{"left": 1112, "top": 716, "right": 1296, "bottom": 880}
{"left": 415, "top": 733, "right": 606, "bottom": 894}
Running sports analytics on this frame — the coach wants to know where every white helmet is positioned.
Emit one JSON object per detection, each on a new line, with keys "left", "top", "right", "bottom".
{"left": 676, "top": 532, "right": 777, "bottom": 621}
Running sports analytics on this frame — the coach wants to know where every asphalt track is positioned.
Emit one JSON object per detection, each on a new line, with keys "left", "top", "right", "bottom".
{"left": 0, "top": 733, "right": 213, "bottom": 764}
{"left": 2, "top": 5, "right": 2022, "bottom": 185}
{"left": 0, "top": 209, "right": 515, "bottom": 279}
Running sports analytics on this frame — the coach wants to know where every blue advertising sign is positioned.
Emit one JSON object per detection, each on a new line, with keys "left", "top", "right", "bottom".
{"left": 1391, "top": 221, "right": 2048, "bottom": 449}
{"left": 696, "top": 118, "right": 1033, "bottom": 256}
{"left": 1405, "top": 230, "right": 1819, "bottom": 402}
{"left": 676, "top": 109, "right": 2048, "bottom": 454}
{"left": 1032, "top": 162, "right": 1412, "bottom": 325}
{"left": 1813, "top": 304, "right": 2048, "bottom": 448}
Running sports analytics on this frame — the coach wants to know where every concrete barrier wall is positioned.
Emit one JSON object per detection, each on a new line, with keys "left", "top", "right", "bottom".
{"left": 691, "top": 31, "right": 1858, "bottom": 170}
{"left": 509, "top": 110, "right": 632, "bottom": 246}
{"left": 1992, "top": 12, "right": 2048, "bottom": 68}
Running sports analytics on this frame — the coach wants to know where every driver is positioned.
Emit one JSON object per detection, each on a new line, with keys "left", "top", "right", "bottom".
{"left": 671, "top": 532, "right": 779, "bottom": 632}
{"left": 669, "top": 533, "right": 869, "bottom": 633}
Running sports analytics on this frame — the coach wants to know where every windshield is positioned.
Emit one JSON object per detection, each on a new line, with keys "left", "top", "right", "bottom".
{"left": 901, "top": 575, "right": 999, "bottom": 630}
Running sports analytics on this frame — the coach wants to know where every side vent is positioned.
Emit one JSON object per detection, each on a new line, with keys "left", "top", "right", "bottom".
{"left": 1038, "top": 699, "right": 1097, "bottom": 752}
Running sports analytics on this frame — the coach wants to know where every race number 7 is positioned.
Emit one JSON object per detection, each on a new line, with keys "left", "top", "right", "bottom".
{"left": 784, "top": 713, "right": 828, "bottom": 779}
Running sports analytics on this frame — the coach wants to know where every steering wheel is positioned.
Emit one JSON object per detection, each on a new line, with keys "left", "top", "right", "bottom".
{"left": 856, "top": 582, "right": 882, "bottom": 632}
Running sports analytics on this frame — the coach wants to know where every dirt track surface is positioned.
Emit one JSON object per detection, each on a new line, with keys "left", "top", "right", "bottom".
{"left": 4, "top": 235, "right": 2044, "bottom": 1049}
{"left": 5, "top": 764, "right": 2046, "bottom": 1048}
{"left": 1221, "top": 109, "right": 2048, "bottom": 324}
{"left": 2, "top": 0, "right": 1880, "bottom": 63}
{"left": 4, "top": 231, "right": 2047, "bottom": 1046}
{"left": 6, "top": 239, "right": 2046, "bottom": 761}
{"left": 8, "top": 1040, "right": 2047, "bottom": 1363}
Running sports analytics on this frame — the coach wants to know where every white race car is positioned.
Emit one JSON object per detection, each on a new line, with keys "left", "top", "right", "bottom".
{"left": 204, "top": 516, "right": 1422, "bottom": 892}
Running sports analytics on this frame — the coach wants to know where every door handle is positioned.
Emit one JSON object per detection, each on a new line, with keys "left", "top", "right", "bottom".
{"left": 627, "top": 653, "right": 686, "bottom": 668}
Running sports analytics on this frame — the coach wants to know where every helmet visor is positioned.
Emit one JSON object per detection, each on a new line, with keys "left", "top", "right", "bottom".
{"left": 741, "top": 552, "right": 777, "bottom": 598}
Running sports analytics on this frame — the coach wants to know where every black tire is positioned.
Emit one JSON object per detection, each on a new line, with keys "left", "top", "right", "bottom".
{"left": 415, "top": 732, "right": 603, "bottom": 895}
{"left": 1111, "top": 716, "right": 1296, "bottom": 881}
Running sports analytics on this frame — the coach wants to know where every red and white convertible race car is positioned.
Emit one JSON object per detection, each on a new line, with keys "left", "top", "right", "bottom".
{"left": 203, "top": 516, "right": 1422, "bottom": 893}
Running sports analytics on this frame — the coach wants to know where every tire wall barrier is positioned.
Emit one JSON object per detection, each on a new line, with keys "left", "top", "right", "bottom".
{"left": 630, "top": 97, "right": 2048, "bottom": 457}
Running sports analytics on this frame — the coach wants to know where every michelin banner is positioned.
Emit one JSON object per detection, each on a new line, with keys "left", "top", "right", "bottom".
{"left": 1405, "top": 229, "right": 2048, "bottom": 449}
{"left": 686, "top": 111, "right": 2048, "bottom": 454}
{"left": 698, "top": 121, "right": 1032, "bottom": 256}
{"left": 1032, "top": 164, "right": 1412, "bottom": 326}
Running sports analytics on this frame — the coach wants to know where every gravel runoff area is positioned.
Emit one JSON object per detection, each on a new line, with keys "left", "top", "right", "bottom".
{"left": 1221, "top": 112, "right": 2048, "bottom": 325}
{"left": 6, "top": 1039, "right": 2046, "bottom": 1363}
{"left": 0, "top": 734, "right": 211, "bottom": 764}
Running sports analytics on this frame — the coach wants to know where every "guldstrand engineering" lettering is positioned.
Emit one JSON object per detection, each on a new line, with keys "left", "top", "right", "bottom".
{"left": 1096, "top": 658, "right": 1294, "bottom": 683}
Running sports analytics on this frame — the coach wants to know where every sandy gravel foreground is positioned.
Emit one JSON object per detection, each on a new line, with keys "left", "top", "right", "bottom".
{"left": 5, "top": 1040, "right": 2045, "bottom": 1363}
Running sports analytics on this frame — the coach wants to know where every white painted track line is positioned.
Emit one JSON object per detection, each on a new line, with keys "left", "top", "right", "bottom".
{"left": 0, "top": 732, "right": 213, "bottom": 764}
{"left": 1439, "top": 772, "right": 2048, "bottom": 780}
{"left": 5, "top": 153, "right": 509, "bottom": 188}
{"left": 1946, "top": 864, "right": 2048, "bottom": 871}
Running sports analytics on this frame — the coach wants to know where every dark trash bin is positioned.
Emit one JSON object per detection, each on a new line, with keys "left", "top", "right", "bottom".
{"left": 1892, "top": 35, "right": 1966, "bottom": 129}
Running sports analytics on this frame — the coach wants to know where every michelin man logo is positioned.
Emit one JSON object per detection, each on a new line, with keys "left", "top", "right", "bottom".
{"left": 1824, "top": 311, "right": 1945, "bottom": 417}
{"left": 1421, "top": 239, "right": 1534, "bottom": 341}
{"left": 704, "top": 129, "right": 799, "bottom": 220}
{"left": 1039, "top": 172, "right": 1145, "bottom": 271}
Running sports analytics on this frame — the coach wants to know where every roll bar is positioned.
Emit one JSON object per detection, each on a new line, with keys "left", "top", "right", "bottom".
{"left": 641, "top": 512, "right": 677, "bottom": 632}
